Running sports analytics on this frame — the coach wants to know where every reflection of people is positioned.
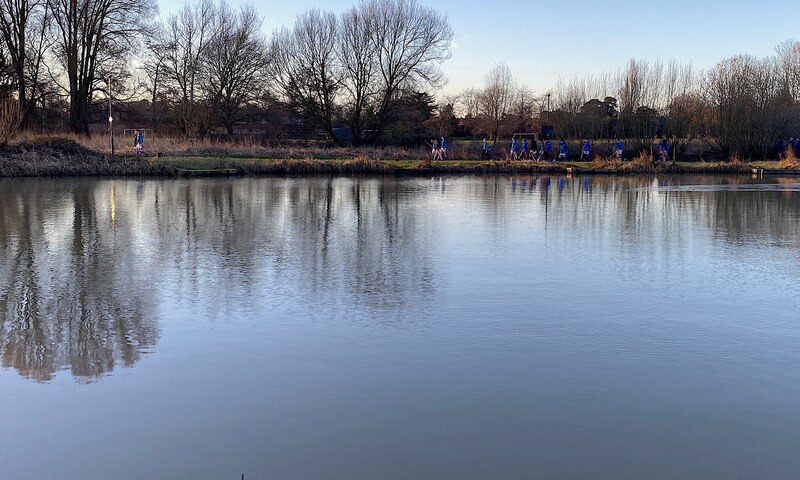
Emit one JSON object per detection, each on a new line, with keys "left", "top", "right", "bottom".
{"left": 134, "top": 129, "right": 144, "bottom": 157}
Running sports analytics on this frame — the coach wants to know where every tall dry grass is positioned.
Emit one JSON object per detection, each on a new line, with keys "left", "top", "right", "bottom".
{"left": 779, "top": 147, "right": 799, "bottom": 169}
{"left": 69, "top": 133, "right": 426, "bottom": 160}
{"left": 591, "top": 155, "right": 623, "bottom": 170}
{"left": 621, "top": 151, "right": 659, "bottom": 173}
{"left": 0, "top": 99, "right": 23, "bottom": 146}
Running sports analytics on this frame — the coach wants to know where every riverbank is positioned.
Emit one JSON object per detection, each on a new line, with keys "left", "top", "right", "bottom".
{"left": 1, "top": 138, "right": 799, "bottom": 177}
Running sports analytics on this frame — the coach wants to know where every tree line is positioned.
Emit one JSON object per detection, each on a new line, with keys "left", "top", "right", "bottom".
{"left": 0, "top": 0, "right": 453, "bottom": 145}
{"left": 0, "top": 0, "right": 798, "bottom": 157}
{"left": 456, "top": 41, "right": 800, "bottom": 158}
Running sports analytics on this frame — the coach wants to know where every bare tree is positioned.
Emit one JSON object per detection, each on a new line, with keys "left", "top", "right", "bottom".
{"left": 706, "top": 54, "right": 787, "bottom": 156}
{"left": 0, "top": 0, "right": 49, "bottom": 126}
{"left": 270, "top": 9, "right": 341, "bottom": 142}
{"left": 203, "top": 2, "right": 270, "bottom": 134}
{"left": 48, "top": 0, "right": 156, "bottom": 133}
{"left": 508, "top": 84, "right": 535, "bottom": 134}
{"left": 362, "top": 0, "right": 452, "bottom": 143}
{"left": 159, "top": 0, "right": 216, "bottom": 137}
{"left": 456, "top": 88, "right": 480, "bottom": 118}
{"left": 776, "top": 40, "right": 800, "bottom": 103}
{"left": 338, "top": 4, "right": 376, "bottom": 146}
{"left": 479, "top": 62, "right": 514, "bottom": 144}
{"left": 142, "top": 32, "right": 167, "bottom": 130}
{"left": 269, "top": 0, "right": 451, "bottom": 145}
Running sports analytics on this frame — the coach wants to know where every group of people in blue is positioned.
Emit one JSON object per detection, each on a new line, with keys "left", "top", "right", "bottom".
{"left": 475, "top": 136, "right": 671, "bottom": 162}
{"left": 775, "top": 137, "right": 800, "bottom": 158}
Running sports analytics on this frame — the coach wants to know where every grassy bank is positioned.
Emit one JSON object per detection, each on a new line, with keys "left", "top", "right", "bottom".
{"left": 1, "top": 137, "right": 799, "bottom": 177}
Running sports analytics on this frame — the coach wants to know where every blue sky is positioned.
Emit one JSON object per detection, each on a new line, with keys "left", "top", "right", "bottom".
{"left": 158, "top": 0, "right": 799, "bottom": 96}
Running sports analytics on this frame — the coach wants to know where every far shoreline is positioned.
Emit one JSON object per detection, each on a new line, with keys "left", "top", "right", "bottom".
{"left": 1, "top": 138, "right": 798, "bottom": 178}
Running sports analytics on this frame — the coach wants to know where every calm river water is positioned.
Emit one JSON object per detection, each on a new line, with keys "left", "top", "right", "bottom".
{"left": 1, "top": 175, "right": 799, "bottom": 480}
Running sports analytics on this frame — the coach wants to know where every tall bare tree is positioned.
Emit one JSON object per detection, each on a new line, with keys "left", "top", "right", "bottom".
{"left": 338, "top": 4, "right": 376, "bottom": 146}
{"left": 203, "top": 2, "right": 270, "bottom": 134}
{"left": 159, "top": 0, "right": 216, "bottom": 137}
{"left": 362, "top": 0, "right": 452, "bottom": 143}
{"left": 0, "top": 0, "right": 49, "bottom": 126}
{"left": 706, "top": 54, "right": 787, "bottom": 155}
{"left": 48, "top": 0, "right": 156, "bottom": 133}
{"left": 479, "top": 62, "right": 514, "bottom": 144}
{"left": 776, "top": 40, "right": 800, "bottom": 103}
{"left": 270, "top": 9, "right": 340, "bottom": 142}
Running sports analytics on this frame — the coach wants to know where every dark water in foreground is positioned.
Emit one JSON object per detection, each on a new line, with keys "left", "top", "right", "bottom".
{"left": 1, "top": 175, "right": 799, "bottom": 480}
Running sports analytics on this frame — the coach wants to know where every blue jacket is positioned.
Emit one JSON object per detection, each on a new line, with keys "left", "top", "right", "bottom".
{"left": 582, "top": 141, "right": 590, "bottom": 154}
{"left": 511, "top": 140, "right": 518, "bottom": 151}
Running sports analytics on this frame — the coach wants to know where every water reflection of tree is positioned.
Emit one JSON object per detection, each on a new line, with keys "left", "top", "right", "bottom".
{"left": 0, "top": 180, "right": 159, "bottom": 383}
{"left": 504, "top": 174, "right": 800, "bottom": 255}
{"left": 3, "top": 175, "right": 798, "bottom": 382}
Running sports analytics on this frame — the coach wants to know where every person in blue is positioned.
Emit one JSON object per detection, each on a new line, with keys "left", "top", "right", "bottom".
{"left": 521, "top": 138, "right": 529, "bottom": 160}
{"left": 659, "top": 137, "right": 670, "bottom": 162}
{"left": 534, "top": 139, "right": 544, "bottom": 161}
{"left": 134, "top": 129, "right": 144, "bottom": 157}
{"left": 440, "top": 136, "right": 448, "bottom": 160}
{"left": 480, "top": 139, "right": 489, "bottom": 160}
{"left": 557, "top": 139, "right": 567, "bottom": 161}
{"left": 615, "top": 138, "right": 624, "bottom": 159}
{"left": 544, "top": 139, "right": 553, "bottom": 161}
{"left": 510, "top": 136, "right": 519, "bottom": 160}
{"left": 580, "top": 139, "right": 591, "bottom": 161}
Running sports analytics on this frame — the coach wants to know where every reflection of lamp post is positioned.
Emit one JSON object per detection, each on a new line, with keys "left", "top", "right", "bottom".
{"left": 107, "top": 77, "right": 115, "bottom": 156}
